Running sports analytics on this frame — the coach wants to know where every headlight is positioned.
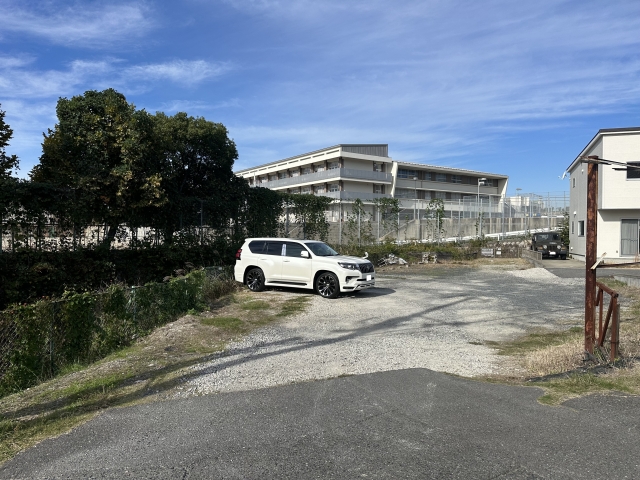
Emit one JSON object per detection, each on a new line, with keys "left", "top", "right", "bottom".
{"left": 543, "top": 245, "right": 548, "bottom": 249}
{"left": 338, "top": 262, "right": 358, "bottom": 270}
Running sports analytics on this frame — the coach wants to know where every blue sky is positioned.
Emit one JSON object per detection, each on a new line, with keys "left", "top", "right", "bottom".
{"left": 2, "top": 0, "right": 640, "bottom": 194}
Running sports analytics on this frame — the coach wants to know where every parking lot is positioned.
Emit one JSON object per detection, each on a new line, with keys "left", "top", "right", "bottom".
{"left": 181, "top": 264, "right": 585, "bottom": 396}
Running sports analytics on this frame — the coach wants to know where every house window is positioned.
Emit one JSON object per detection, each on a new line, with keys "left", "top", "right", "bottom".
{"left": 572, "top": 177, "right": 576, "bottom": 188}
{"left": 329, "top": 183, "right": 339, "bottom": 192}
{"left": 627, "top": 162, "right": 640, "bottom": 179}
{"left": 291, "top": 170, "right": 300, "bottom": 177}
{"left": 278, "top": 172, "right": 287, "bottom": 179}
{"left": 578, "top": 220, "right": 585, "bottom": 237}
{"left": 398, "top": 169, "right": 417, "bottom": 179}
{"left": 373, "top": 184, "right": 384, "bottom": 194}
{"left": 450, "top": 193, "right": 462, "bottom": 201}
{"left": 435, "top": 191, "right": 446, "bottom": 199}
{"left": 451, "top": 175, "right": 462, "bottom": 184}
{"left": 302, "top": 167, "right": 312, "bottom": 175}
{"left": 373, "top": 163, "right": 383, "bottom": 172}
{"left": 314, "top": 185, "right": 326, "bottom": 194}
{"left": 423, "top": 172, "right": 432, "bottom": 181}
{"left": 315, "top": 165, "right": 325, "bottom": 172}
{"left": 328, "top": 162, "right": 339, "bottom": 170}
{"left": 301, "top": 186, "right": 312, "bottom": 194}
{"left": 269, "top": 174, "right": 277, "bottom": 181}
{"left": 571, "top": 221, "right": 574, "bottom": 234}
{"left": 435, "top": 173, "right": 447, "bottom": 182}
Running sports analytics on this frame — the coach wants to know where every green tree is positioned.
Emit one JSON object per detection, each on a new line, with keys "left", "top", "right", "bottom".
{"left": 283, "top": 194, "right": 332, "bottom": 241}
{"left": 345, "top": 199, "right": 374, "bottom": 245}
{"left": 0, "top": 104, "right": 19, "bottom": 179}
{"left": 373, "top": 197, "right": 400, "bottom": 241}
{"left": 559, "top": 212, "right": 570, "bottom": 246}
{"left": 30, "top": 89, "right": 164, "bottom": 247}
{"left": 150, "top": 112, "right": 238, "bottom": 243}
{"left": 424, "top": 198, "right": 446, "bottom": 242}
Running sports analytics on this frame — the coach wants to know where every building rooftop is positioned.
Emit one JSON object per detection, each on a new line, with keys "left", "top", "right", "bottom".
{"left": 567, "top": 127, "right": 640, "bottom": 171}
{"left": 235, "top": 144, "right": 389, "bottom": 174}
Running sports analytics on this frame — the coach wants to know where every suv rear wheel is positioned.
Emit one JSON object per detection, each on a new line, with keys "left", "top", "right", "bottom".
{"left": 316, "top": 272, "right": 339, "bottom": 299}
{"left": 246, "top": 267, "right": 265, "bottom": 292}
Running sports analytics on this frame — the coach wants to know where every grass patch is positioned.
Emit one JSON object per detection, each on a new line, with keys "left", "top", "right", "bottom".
{"left": 487, "top": 327, "right": 583, "bottom": 357}
{"left": 535, "top": 371, "right": 640, "bottom": 405}
{"left": 277, "top": 297, "right": 311, "bottom": 317}
{"left": 486, "top": 281, "right": 640, "bottom": 405}
{"left": 240, "top": 300, "right": 271, "bottom": 311}
{"left": 0, "top": 289, "right": 311, "bottom": 466}
{"left": 201, "top": 316, "right": 244, "bottom": 332}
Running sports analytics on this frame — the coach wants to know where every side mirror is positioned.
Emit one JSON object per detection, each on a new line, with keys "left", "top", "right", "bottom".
{"left": 301, "top": 250, "right": 309, "bottom": 258}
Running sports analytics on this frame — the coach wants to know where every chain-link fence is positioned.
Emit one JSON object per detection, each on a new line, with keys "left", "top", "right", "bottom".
{"left": 0, "top": 267, "right": 232, "bottom": 396}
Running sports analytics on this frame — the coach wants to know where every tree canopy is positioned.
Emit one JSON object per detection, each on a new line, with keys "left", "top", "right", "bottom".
{"left": 0, "top": 105, "right": 19, "bottom": 179}
{"left": 29, "top": 89, "right": 239, "bottom": 246}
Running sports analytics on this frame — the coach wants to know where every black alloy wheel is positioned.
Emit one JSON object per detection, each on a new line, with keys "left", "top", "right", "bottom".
{"left": 246, "top": 268, "right": 265, "bottom": 292}
{"left": 316, "top": 272, "right": 339, "bottom": 299}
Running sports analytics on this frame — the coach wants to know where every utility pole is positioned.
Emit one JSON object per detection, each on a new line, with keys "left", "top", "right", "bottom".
{"left": 585, "top": 161, "right": 598, "bottom": 354}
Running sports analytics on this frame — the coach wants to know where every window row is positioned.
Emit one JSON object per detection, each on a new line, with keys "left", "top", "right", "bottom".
{"left": 397, "top": 169, "right": 498, "bottom": 186}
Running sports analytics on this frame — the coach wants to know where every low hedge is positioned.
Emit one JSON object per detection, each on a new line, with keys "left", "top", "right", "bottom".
{"left": 0, "top": 268, "right": 234, "bottom": 397}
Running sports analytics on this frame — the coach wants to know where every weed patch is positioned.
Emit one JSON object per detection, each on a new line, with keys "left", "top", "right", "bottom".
{"left": 0, "top": 289, "right": 310, "bottom": 465}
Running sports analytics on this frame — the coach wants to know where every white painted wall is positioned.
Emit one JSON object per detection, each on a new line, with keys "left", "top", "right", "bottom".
{"left": 602, "top": 133, "right": 640, "bottom": 209}
{"left": 569, "top": 132, "right": 640, "bottom": 262}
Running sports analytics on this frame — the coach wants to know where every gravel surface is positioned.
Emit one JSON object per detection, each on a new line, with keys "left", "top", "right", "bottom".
{"left": 179, "top": 266, "right": 584, "bottom": 397}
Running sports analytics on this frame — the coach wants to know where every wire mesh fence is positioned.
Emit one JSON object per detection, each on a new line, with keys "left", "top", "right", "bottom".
{"left": 0, "top": 267, "right": 232, "bottom": 396}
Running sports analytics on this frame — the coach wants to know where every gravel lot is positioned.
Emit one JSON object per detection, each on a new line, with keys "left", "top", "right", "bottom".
{"left": 180, "top": 266, "right": 584, "bottom": 397}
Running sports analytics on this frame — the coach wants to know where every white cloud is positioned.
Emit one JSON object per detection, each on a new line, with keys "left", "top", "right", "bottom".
{"left": 0, "top": 57, "right": 229, "bottom": 100}
{"left": 124, "top": 60, "right": 232, "bottom": 86}
{"left": 0, "top": 1, "right": 154, "bottom": 47}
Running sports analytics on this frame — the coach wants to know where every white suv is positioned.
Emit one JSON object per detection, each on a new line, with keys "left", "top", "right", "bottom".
{"left": 234, "top": 238, "right": 375, "bottom": 299}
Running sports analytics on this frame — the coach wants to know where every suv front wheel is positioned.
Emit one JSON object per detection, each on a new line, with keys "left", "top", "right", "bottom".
{"left": 246, "top": 267, "right": 266, "bottom": 292}
{"left": 316, "top": 272, "right": 340, "bottom": 299}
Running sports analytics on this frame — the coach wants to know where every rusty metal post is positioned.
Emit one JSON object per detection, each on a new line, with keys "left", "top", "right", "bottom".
{"left": 597, "top": 288, "right": 603, "bottom": 341}
{"left": 585, "top": 162, "right": 598, "bottom": 354}
{"left": 610, "top": 299, "right": 620, "bottom": 362}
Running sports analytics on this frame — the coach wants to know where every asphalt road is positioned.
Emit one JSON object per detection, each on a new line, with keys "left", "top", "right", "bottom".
{"left": 540, "top": 258, "right": 640, "bottom": 280}
{"left": 1, "top": 369, "right": 639, "bottom": 479}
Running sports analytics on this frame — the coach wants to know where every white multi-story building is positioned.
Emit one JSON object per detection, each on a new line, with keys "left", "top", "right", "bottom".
{"left": 235, "top": 144, "right": 508, "bottom": 221}
{"left": 567, "top": 127, "right": 640, "bottom": 262}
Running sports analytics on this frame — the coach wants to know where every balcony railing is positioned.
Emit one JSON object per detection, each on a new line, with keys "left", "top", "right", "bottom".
{"left": 254, "top": 168, "right": 392, "bottom": 189}
{"left": 320, "top": 191, "right": 392, "bottom": 202}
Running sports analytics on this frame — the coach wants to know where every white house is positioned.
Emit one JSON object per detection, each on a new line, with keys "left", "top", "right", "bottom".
{"left": 567, "top": 127, "right": 640, "bottom": 262}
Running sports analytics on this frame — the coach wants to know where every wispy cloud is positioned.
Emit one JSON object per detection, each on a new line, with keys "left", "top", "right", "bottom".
{"left": 0, "top": 58, "right": 230, "bottom": 99}
{"left": 123, "top": 60, "right": 232, "bottom": 86}
{"left": 0, "top": 1, "right": 154, "bottom": 47}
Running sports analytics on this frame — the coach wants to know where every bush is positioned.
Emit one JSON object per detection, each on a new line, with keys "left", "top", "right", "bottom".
{"left": 0, "top": 268, "right": 236, "bottom": 397}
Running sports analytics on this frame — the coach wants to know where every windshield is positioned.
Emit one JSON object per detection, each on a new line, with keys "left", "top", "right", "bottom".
{"left": 305, "top": 242, "right": 339, "bottom": 256}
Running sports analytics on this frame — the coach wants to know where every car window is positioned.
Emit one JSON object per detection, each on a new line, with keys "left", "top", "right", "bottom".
{"left": 248, "top": 240, "right": 266, "bottom": 253}
{"left": 305, "top": 242, "right": 338, "bottom": 256}
{"left": 552, "top": 234, "right": 559, "bottom": 241}
{"left": 284, "top": 242, "right": 308, "bottom": 258}
{"left": 266, "top": 241, "right": 285, "bottom": 255}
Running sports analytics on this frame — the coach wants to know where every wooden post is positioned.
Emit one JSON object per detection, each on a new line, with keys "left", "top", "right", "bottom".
{"left": 585, "top": 162, "right": 598, "bottom": 354}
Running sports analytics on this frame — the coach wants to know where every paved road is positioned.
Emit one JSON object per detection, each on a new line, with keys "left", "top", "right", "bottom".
{"left": 539, "top": 258, "right": 640, "bottom": 282}
{"left": 1, "top": 369, "right": 639, "bottom": 479}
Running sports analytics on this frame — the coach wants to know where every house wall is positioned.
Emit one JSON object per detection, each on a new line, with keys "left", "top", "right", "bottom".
{"left": 569, "top": 132, "right": 640, "bottom": 262}
{"left": 602, "top": 133, "right": 640, "bottom": 209}
{"left": 569, "top": 138, "right": 601, "bottom": 259}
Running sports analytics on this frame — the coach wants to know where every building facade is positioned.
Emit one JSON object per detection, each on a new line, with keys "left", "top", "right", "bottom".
{"left": 568, "top": 128, "right": 640, "bottom": 262}
{"left": 235, "top": 144, "right": 508, "bottom": 225}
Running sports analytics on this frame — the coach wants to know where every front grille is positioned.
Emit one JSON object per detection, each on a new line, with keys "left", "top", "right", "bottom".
{"left": 359, "top": 262, "right": 374, "bottom": 273}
